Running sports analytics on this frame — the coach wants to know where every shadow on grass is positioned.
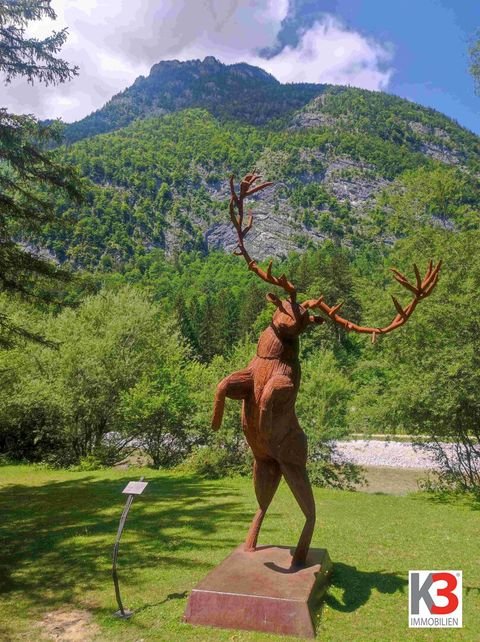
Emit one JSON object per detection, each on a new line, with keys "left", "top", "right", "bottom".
{"left": 134, "top": 590, "right": 188, "bottom": 614}
{"left": 412, "top": 488, "right": 480, "bottom": 511}
{"left": 325, "top": 563, "right": 407, "bottom": 612}
{"left": 0, "top": 472, "right": 248, "bottom": 610}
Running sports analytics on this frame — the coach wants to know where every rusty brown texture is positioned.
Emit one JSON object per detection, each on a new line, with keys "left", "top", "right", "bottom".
{"left": 212, "top": 172, "right": 441, "bottom": 567}
{"left": 184, "top": 545, "right": 332, "bottom": 638}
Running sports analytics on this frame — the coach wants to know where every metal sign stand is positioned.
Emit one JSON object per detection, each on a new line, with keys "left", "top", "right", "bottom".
{"left": 112, "top": 477, "right": 148, "bottom": 618}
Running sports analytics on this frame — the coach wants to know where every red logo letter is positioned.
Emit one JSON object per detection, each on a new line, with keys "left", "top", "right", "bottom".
{"left": 431, "top": 572, "right": 458, "bottom": 614}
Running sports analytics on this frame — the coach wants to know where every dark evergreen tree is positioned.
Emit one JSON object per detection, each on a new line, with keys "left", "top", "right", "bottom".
{"left": 0, "top": 0, "right": 78, "bottom": 84}
{"left": 0, "top": 0, "right": 81, "bottom": 346}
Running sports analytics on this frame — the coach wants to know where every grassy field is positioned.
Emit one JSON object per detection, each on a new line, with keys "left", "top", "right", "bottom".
{"left": 0, "top": 465, "right": 478, "bottom": 642}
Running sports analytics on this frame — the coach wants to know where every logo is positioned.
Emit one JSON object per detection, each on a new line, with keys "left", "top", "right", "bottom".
{"left": 409, "top": 570, "right": 462, "bottom": 628}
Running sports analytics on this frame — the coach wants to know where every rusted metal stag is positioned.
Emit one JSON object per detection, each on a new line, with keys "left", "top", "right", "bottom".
{"left": 212, "top": 172, "right": 441, "bottom": 567}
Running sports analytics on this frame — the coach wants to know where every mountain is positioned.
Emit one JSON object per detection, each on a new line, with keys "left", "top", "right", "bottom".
{"left": 43, "top": 58, "right": 480, "bottom": 269}
{"left": 63, "top": 57, "right": 323, "bottom": 144}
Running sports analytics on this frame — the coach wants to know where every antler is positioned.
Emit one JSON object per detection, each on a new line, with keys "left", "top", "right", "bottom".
{"left": 304, "top": 260, "right": 442, "bottom": 343}
{"left": 230, "top": 172, "right": 297, "bottom": 302}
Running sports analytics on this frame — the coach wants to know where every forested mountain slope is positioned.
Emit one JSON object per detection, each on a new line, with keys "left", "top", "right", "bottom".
{"left": 42, "top": 58, "right": 480, "bottom": 269}
{"left": 64, "top": 57, "right": 323, "bottom": 143}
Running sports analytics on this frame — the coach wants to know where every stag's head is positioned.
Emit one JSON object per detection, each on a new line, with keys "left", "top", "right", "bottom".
{"left": 229, "top": 172, "right": 441, "bottom": 343}
{"left": 265, "top": 293, "right": 324, "bottom": 338}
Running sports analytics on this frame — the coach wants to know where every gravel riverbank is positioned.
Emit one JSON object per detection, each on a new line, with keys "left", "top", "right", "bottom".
{"left": 333, "top": 440, "right": 449, "bottom": 469}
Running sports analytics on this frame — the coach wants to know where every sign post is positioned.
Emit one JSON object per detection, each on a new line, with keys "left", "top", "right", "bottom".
{"left": 112, "top": 477, "right": 148, "bottom": 618}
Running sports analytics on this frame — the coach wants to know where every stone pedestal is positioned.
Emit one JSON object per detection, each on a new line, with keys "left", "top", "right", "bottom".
{"left": 184, "top": 545, "right": 332, "bottom": 638}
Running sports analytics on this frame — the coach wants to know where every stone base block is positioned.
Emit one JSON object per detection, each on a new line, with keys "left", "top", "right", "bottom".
{"left": 184, "top": 545, "right": 332, "bottom": 638}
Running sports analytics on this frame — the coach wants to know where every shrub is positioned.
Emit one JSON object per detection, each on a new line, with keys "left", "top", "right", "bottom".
{"left": 181, "top": 444, "right": 252, "bottom": 479}
{"left": 0, "top": 286, "right": 191, "bottom": 466}
{"left": 308, "top": 443, "right": 366, "bottom": 490}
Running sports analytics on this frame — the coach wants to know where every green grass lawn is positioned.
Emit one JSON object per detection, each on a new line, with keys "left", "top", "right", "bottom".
{"left": 0, "top": 465, "right": 478, "bottom": 642}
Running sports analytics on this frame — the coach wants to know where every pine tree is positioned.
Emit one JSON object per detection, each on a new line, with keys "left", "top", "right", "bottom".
{"left": 0, "top": 0, "right": 81, "bottom": 346}
{"left": 0, "top": 0, "right": 78, "bottom": 84}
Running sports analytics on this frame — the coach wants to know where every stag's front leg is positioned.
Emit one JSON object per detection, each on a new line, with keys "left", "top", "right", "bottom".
{"left": 212, "top": 368, "right": 253, "bottom": 431}
{"left": 258, "top": 375, "right": 294, "bottom": 436}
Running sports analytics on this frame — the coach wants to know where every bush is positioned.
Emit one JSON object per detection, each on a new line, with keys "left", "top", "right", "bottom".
{"left": 72, "top": 454, "right": 108, "bottom": 472}
{"left": 0, "top": 286, "right": 191, "bottom": 466}
{"left": 181, "top": 443, "right": 252, "bottom": 479}
{"left": 308, "top": 443, "right": 365, "bottom": 490}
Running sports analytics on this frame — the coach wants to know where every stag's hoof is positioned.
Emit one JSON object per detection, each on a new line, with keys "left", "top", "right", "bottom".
{"left": 290, "top": 560, "right": 307, "bottom": 570}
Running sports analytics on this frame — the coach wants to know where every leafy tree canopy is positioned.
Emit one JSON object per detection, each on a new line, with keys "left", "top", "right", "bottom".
{"left": 470, "top": 32, "right": 480, "bottom": 94}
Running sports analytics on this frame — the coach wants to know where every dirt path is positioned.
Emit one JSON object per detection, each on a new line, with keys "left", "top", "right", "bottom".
{"left": 38, "top": 609, "right": 99, "bottom": 642}
{"left": 358, "top": 466, "right": 429, "bottom": 495}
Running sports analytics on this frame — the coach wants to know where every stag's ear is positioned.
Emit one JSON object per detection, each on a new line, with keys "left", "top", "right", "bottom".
{"left": 266, "top": 292, "right": 282, "bottom": 307}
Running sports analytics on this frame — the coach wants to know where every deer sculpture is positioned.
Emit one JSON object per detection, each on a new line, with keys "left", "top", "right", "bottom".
{"left": 211, "top": 172, "right": 441, "bottom": 567}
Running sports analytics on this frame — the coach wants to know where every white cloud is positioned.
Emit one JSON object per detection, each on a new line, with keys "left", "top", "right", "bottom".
{"left": 0, "top": 1, "right": 393, "bottom": 122}
{"left": 252, "top": 17, "right": 393, "bottom": 89}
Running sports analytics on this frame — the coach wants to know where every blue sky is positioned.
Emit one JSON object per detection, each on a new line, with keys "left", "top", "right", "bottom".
{"left": 294, "top": 0, "right": 479, "bottom": 133}
{"left": 3, "top": 0, "right": 479, "bottom": 133}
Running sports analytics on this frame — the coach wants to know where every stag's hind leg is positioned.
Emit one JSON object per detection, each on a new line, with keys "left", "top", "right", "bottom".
{"left": 280, "top": 461, "right": 316, "bottom": 567}
{"left": 245, "top": 458, "right": 281, "bottom": 552}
